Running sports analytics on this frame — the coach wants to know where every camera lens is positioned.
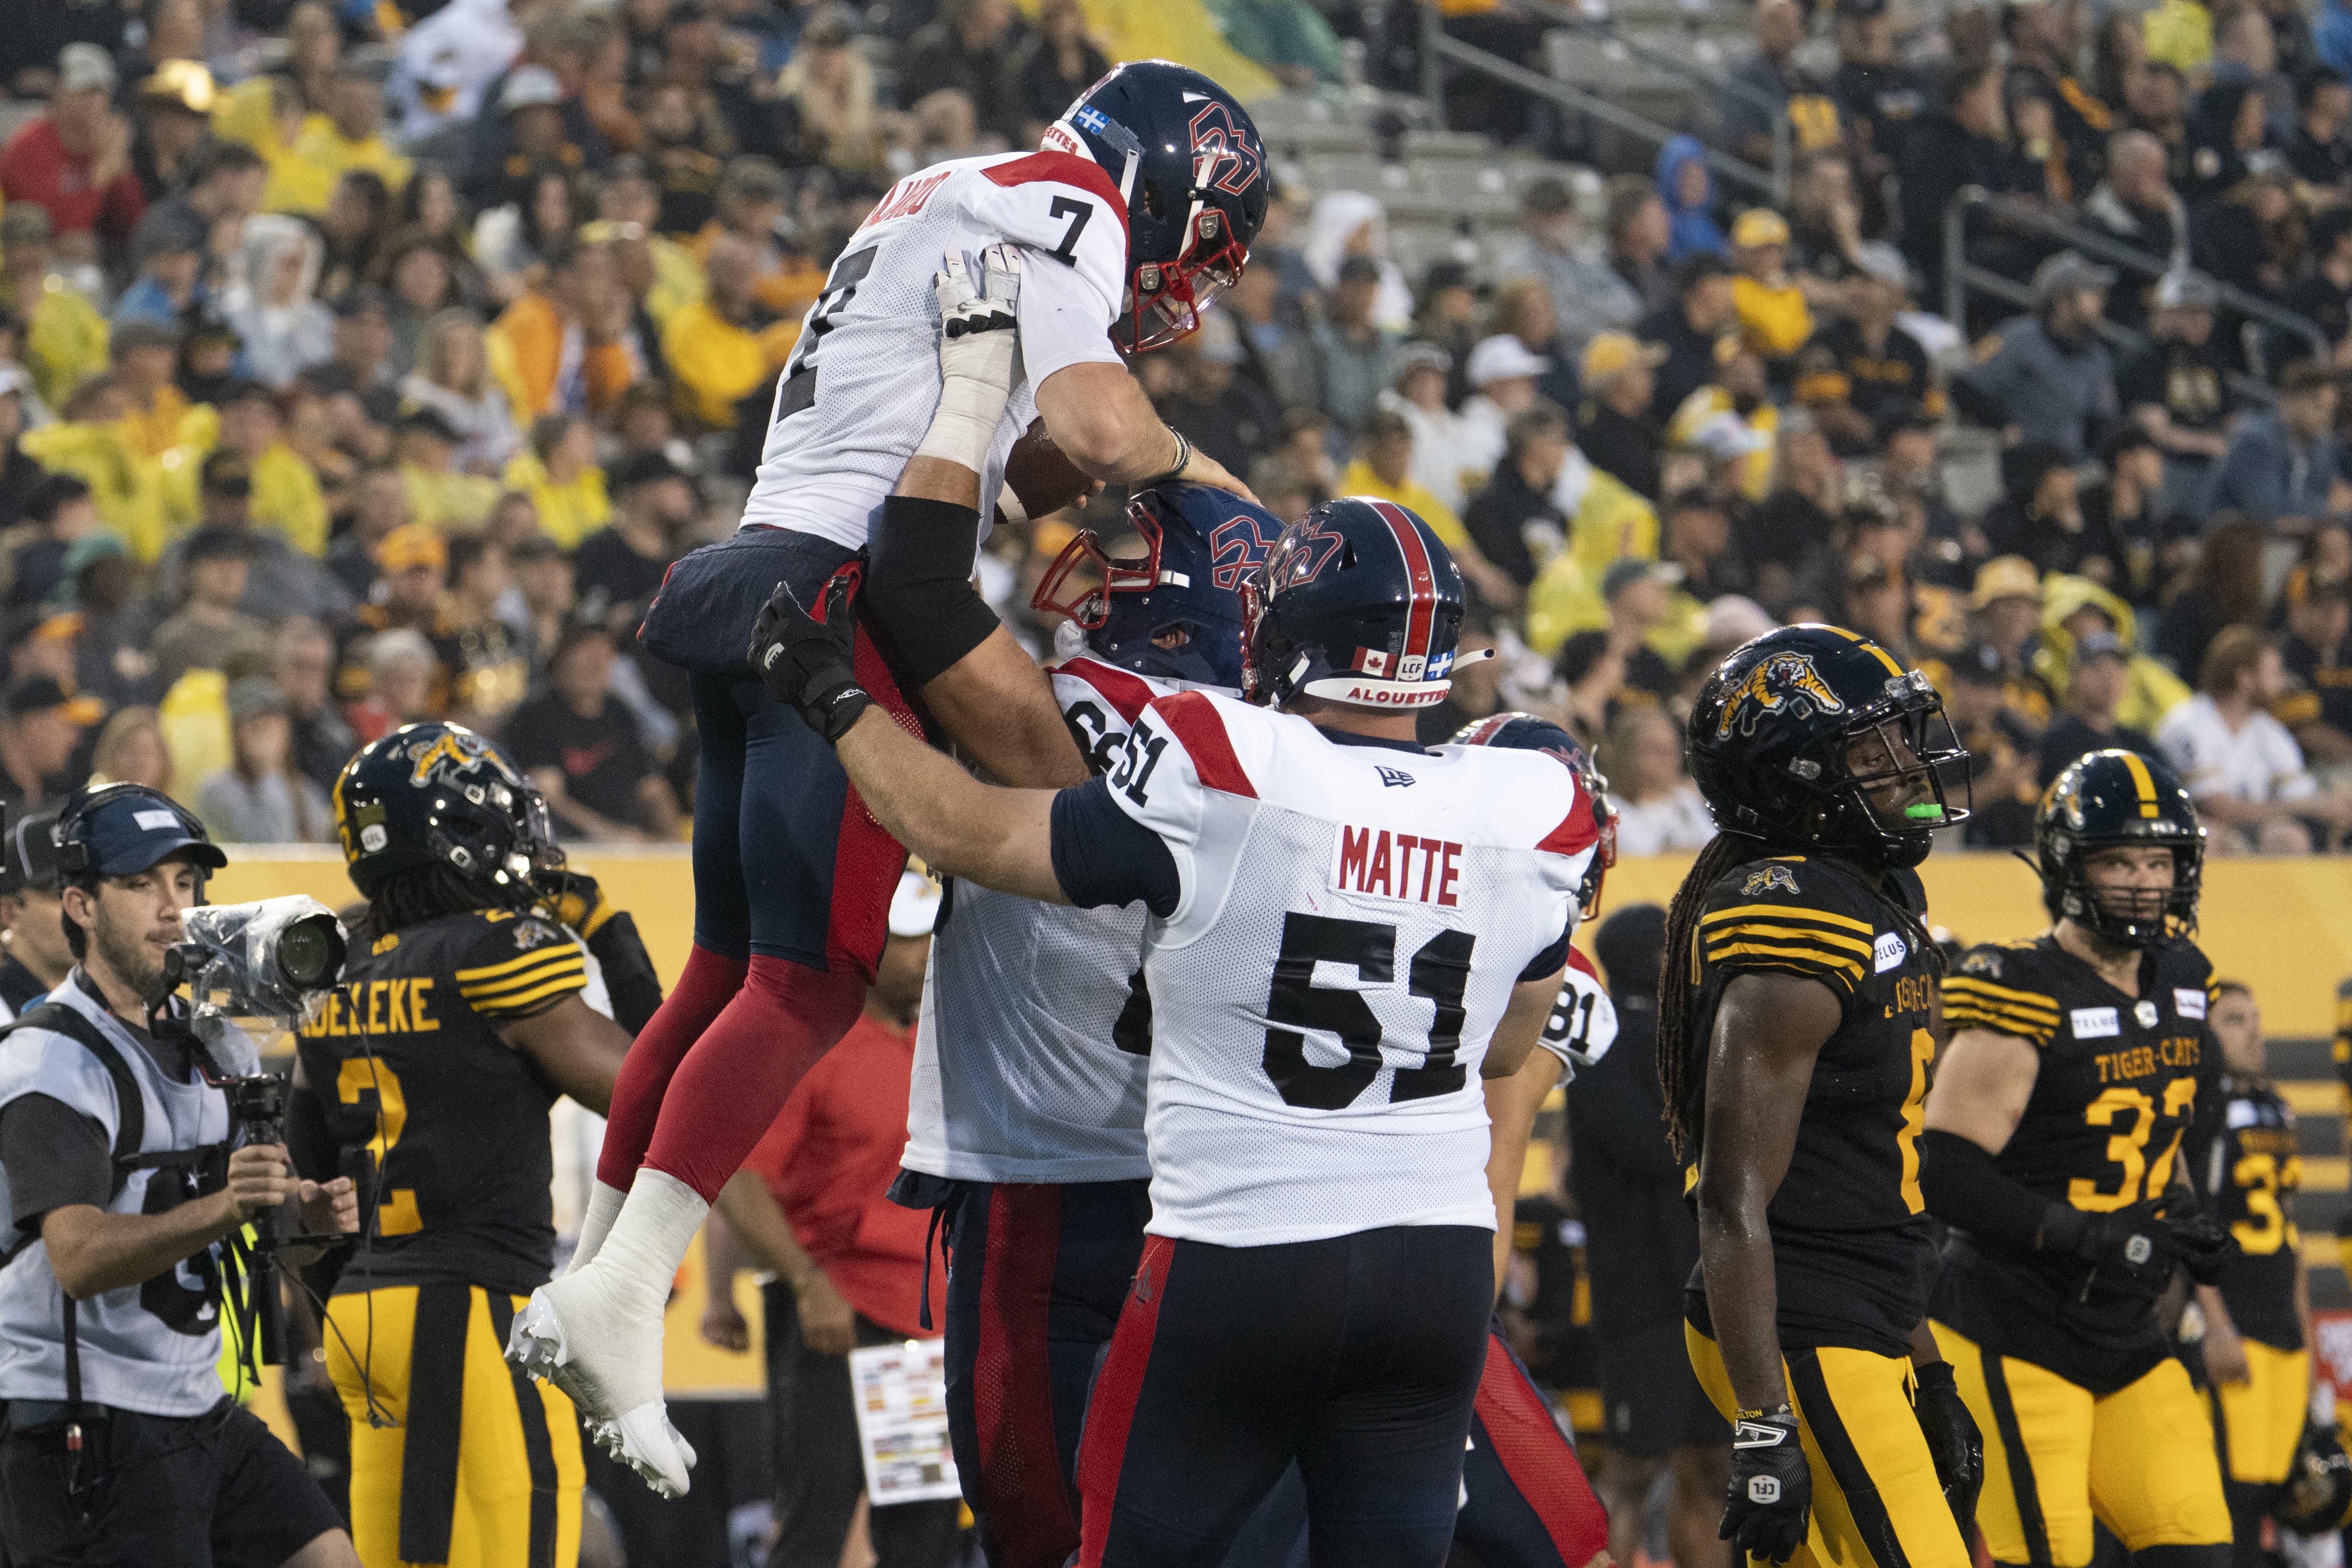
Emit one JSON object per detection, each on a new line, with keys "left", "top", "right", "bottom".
{"left": 275, "top": 917, "right": 343, "bottom": 991}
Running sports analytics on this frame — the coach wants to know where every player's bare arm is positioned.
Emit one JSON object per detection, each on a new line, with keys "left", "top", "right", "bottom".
{"left": 1923, "top": 1027, "right": 2041, "bottom": 1158}
{"left": 866, "top": 250, "right": 1088, "bottom": 790}
{"left": 500, "top": 994, "right": 631, "bottom": 1117}
{"left": 1696, "top": 970, "right": 1843, "bottom": 1412}
{"left": 1033, "top": 361, "right": 1255, "bottom": 500}
{"left": 1485, "top": 1023, "right": 1565, "bottom": 1300}
{"left": 832, "top": 708, "right": 1067, "bottom": 904}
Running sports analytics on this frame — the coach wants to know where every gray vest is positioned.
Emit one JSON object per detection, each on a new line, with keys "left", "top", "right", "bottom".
{"left": 0, "top": 973, "right": 234, "bottom": 1417}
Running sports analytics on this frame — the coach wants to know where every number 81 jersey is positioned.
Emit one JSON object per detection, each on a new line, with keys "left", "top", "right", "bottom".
{"left": 1105, "top": 691, "right": 1596, "bottom": 1248}
{"left": 740, "top": 150, "right": 1129, "bottom": 549}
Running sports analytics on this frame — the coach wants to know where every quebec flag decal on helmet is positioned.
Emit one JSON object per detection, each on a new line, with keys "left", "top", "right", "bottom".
{"left": 1043, "top": 60, "right": 1269, "bottom": 352}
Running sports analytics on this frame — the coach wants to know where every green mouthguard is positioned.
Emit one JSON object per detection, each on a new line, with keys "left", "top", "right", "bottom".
{"left": 1903, "top": 803, "right": 1947, "bottom": 822}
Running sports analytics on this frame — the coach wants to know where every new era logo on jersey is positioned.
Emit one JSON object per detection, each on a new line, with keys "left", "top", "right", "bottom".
{"left": 2071, "top": 1006, "right": 2121, "bottom": 1039}
{"left": 1377, "top": 767, "right": 1416, "bottom": 789}
{"left": 1333, "top": 825, "right": 1462, "bottom": 906}
{"left": 2175, "top": 988, "right": 2207, "bottom": 1019}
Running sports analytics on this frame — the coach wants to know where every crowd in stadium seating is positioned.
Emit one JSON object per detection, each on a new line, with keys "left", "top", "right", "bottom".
{"left": 0, "top": 0, "right": 2351, "bottom": 870}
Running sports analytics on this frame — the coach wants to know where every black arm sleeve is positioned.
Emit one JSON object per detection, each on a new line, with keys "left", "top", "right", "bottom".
{"left": 0, "top": 1094, "right": 113, "bottom": 1226}
{"left": 864, "top": 496, "right": 1005, "bottom": 686}
{"left": 1048, "top": 778, "right": 1181, "bottom": 916}
{"left": 1919, "top": 1127, "right": 2083, "bottom": 1252}
{"left": 586, "top": 912, "right": 664, "bottom": 1037}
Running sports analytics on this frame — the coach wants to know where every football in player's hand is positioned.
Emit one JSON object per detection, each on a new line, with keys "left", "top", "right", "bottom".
{"left": 1004, "top": 418, "right": 1094, "bottom": 521}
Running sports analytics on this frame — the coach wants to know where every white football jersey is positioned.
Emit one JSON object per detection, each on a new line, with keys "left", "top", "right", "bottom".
{"left": 902, "top": 658, "right": 1212, "bottom": 1185}
{"left": 1105, "top": 692, "right": 1596, "bottom": 1246}
{"left": 1535, "top": 946, "right": 1617, "bottom": 1079}
{"left": 739, "top": 151, "right": 1129, "bottom": 548}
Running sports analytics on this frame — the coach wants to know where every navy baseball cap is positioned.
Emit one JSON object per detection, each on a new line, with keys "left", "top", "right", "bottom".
{"left": 57, "top": 786, "right": 226, "bottom": 882}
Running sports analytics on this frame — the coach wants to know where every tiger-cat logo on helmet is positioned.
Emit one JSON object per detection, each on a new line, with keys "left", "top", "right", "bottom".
{"left": 1716, "top": 653, "right": 1846, "bottom": 741}
{"left": 405, "top": 729, "right": 491, "bottom": 789}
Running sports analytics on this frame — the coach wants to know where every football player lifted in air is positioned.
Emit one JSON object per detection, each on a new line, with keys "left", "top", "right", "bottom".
{"left": 2185, "top": 980, "right": 2313, "bottom": 1566}
{"left": 518, "top": 61, "right": 1271, "bottom": 1494}
{"left": 747, "top": 466, "right": 1598, "bottom": 1568}
{"left": 1923, "top": 750, "right": 2234, "bottom": 1568}
{"left": 294, "top": 725, "right": 655, "bottom": 1568}
{"left": 1661, "top": 626, "right": 1984, "bottom": 1568}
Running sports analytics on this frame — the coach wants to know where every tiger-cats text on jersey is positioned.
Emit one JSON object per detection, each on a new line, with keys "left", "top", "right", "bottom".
{"left": 294, "top": 907, "right": 588, "bottom": 1296}
{"left": 1683, "top": 854, "right": 1940, "bottom": 1357}
{"left": 1936, "top": 936, "right": 2221, "bottom": 1391}
{"left": 2191, "top": 1074, "right": 2302, "bottom": 1351}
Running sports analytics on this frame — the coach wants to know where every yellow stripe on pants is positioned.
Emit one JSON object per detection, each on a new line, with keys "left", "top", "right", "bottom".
{"left": 326, "top": 1286, "right": 586, "bottom": 1568}
{"left": 1687, "top": 1323, "right": 1971, "bottom": 1568}
{"left": 1932, "top": 1321, "right": 2230, "bottom": 1566}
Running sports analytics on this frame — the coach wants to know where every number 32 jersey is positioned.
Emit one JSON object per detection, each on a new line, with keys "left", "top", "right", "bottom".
{"left": 740, "top": 150, "right": 1129, "bottom": 548}
{"left": 1104, "top": 691, "right": 1596, "bottom": 1248}
{"left": 1935, "top": 935, "right": 2221, "bottom": 1390}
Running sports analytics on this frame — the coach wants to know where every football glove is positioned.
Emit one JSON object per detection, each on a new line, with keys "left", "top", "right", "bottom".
{"left": 748, "top": 571, "right": 871, "bottom": 743}
{"left": 1723, "top": 1408, "right": 1811, "bottom": 1565}
{"left": 2069, "top": 1197, "right": 2226, "bottom": 1292}
{"left": 916, "top": 245, "right": 1021, "bottom": 471}
{"left": 1912, "top": 1363, "right": 1984, "bottom": 1535}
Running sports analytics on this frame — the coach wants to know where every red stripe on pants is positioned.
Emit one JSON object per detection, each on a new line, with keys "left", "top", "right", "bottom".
{"left": 972, "top": 1185, "right": 1081, "bottom": 1568}
{"left": 1474, "top": 1330, "right": 1609, "bottom": 1568}
{"left": 1077, "top": 1235, "right": 1174, "bottom": 1568}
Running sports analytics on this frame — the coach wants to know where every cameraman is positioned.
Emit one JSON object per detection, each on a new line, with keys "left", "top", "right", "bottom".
{"left": 0, "top": 785, "right": 362, "bottom": 1568}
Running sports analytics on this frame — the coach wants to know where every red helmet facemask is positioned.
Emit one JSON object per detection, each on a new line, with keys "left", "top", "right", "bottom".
{"left": 1114, "top": 204, "right": 1249, "bottom": 354}
{"left": 1031, "top": 509, "right": 1166, "bottom": 629}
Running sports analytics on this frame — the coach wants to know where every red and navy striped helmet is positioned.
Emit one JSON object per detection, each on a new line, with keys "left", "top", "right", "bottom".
{"left": 1240, "top": 496, "right": 1466, "bottom": 711}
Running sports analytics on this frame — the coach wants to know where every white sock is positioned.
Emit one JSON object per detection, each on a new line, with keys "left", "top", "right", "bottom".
{"left": 568, "top": 1180, "right": 627, "bottom": 1275}
{"left": 595, "top": 1167, "right": 708, "bottom": 1326}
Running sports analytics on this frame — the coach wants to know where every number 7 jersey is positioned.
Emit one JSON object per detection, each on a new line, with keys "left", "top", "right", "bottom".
{"left": 740, "top": 150, "right": 1130, "bottom": 549}
{"left": 1103, "top": 691, "right": 1596, "bottom": 1248}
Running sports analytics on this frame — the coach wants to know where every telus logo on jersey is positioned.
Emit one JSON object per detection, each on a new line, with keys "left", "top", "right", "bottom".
{"left": 1333, "top": 825, "right": 1463, "bottom": 906}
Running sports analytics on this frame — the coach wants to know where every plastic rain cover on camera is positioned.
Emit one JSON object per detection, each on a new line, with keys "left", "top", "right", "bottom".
{"left": 179, "top": 897, "right": 349, "bottom": 1075}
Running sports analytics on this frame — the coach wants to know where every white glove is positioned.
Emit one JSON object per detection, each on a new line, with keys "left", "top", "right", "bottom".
{"left": 916, "top": 244, "right": 1022, "bottom": 471}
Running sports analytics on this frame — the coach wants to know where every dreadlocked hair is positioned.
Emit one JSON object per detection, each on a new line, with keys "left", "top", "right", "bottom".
{"left": 367, "top": 863, "right": 522, "bottom": 937}
{"left": 1656, "top": 833, "right": 1760, "bottom": 1161}
{"left": 1655, "top": 833, "right": 1948, "bottom": 1161}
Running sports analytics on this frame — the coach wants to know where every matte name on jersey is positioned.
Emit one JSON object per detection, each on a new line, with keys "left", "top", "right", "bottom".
{"left": 1332, "top": 824, "right": 1463, "bottom": 907}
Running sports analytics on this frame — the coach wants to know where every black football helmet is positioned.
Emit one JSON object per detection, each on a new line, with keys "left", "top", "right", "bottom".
{"left": 1242, "top": 497, "right": 1470, "bottom": 712}
{"left": 1452, "top": 711, "right": 1619, "bottom": 918}
{"left": 2035, "top": 749, "right": 2205, "bottom": 946}
{"left": 2277, "top": 1421, "right": 2352, "bottom": 1534}
{"left": 1687, "top": 624, "right": 1970, "bottom": 871}
{"left": 1045, "top": 61, "right": 1268, "bottom": 352}
{"left": 331, "top": 722, "right": 558, "bottom": 904}
{"left": 1032, "top": 482, "right": 1283, "bottom": 689}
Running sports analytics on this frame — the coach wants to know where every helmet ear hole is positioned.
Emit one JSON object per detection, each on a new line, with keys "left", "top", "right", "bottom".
{"left": 1142, "top": 179, "right": 1165, "bottom": 220}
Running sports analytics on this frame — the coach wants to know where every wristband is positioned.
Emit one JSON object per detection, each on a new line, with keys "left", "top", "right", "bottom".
{"left": 1145, "top": 426, "right": 1192, "bottom": 486}
{"left": 914, "top": 370, "right": 1010, "bottom": 472}
{"left": 1735, "top": 1404, "right": 1794, "bottom": 1421}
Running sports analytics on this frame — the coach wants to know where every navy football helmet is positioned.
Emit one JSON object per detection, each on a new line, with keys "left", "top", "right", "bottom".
{"left": 1242, "top": 496, "right": 1467, "bottom": 711}
{"left": 1687, "top": 624, "right": 1970, "bottom": 871}
{"left": 1045, "top": 61, "right": 1268, "bottom": 352}
{"left": 332, "top": 722, "right": 558, "bottom": 904}
{"left": 2035, "top": 748, "right": 2206, "bottom": 946}
{"left": 1032, "top": 481, "right": 1283, "bottom": 689}
{"left": 1453, "top": 712, "right": 1620, "bottom": 918}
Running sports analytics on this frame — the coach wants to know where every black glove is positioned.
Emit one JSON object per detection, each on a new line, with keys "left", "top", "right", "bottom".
{"left": 2066, "top": 1198, "right": 2189, "bottom": 1291}
{"left": 1723, "top": 1408, "right": 1811, "bottom": 1564}
{"left": 748, "top": 572, "right": 871, "bottom": 742}
{"left": 1912, "top": 1362, "right": 1984, "bottom": 1536}
{"left": 2166, "top": 1204, "right": 2231, "bottom": 1286}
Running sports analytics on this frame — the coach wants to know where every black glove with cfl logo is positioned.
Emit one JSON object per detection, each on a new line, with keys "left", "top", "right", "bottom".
{"left": 1722, "top": 1406, "right": 1812, "bottom": 1564}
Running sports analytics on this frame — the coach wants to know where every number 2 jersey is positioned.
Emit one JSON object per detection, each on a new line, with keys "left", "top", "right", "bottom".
{"left": 901, "top": 657, "right": 1183, "bottom": 1185}
{"left": 1936, "top": 935, "right": 2221, "bottom": 1391}
{"left": 1078, "top": 691, "right": 1595, "bottom": 1247}
{"left": 740, "top": 150, "right": 1128, "bottom": 549}
{"left": 1681, "top": 854, "right": 1941, "bottom": 1358}
{"left": 2188, "top": 1073, "right": 2302, "bottom": 1353}
{"left": 294, "top": 907, "right": 590, "bottom": 1297}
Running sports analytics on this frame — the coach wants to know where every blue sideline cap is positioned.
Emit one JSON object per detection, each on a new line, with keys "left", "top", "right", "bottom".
{"left": 59, "top": 788, "right": 226, "bottom": 882}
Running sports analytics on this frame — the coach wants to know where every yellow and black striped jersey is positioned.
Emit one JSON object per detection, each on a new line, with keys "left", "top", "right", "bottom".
{"left": 1683, "top": 854, "right": 1940, "bottom": 1358}
{"left": 295, "top": 907, "right": 587, "bottom": 1296}
{"left": 1933, "top": 935, "right": 2221, "bottom": 1392}
{"left": 2191, "top": 1075, "right": 2302, "bottom": 1352}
